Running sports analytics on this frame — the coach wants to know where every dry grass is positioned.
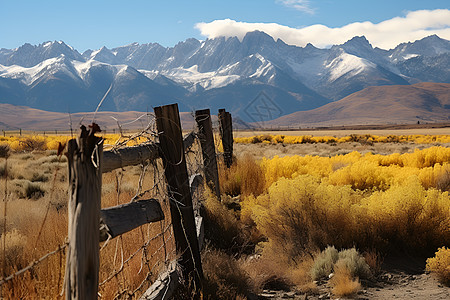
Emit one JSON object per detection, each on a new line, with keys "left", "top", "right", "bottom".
{"left": 363, "top": 250, "right": 383, "bottom": 276}
{"left": 242, "top": 254, "right": 293, "bottom": 292}
{"left": 218, "top": 154, "right": 265, "bottom": 197}
{"left": 330, "top": 262, "right": 361, "bottom": 297}
{"left": 0, "top": 149, "right": 175, "bottom": 299}
{"left": 202, "top": 248, "right": 253, "bottom": 299}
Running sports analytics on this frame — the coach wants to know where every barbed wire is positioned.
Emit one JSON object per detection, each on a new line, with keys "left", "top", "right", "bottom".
{"left": 0, "top": 242, "right": 68, "bottom": 286}
{"left": 1, "top": 114, "right": 207, "bottom": 298}
{"left": 99, "top": 223, "right": 173, "bottom": 287}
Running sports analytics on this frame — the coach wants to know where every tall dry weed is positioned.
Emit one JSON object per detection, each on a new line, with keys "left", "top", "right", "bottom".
{"left": 203, "top": 192, "right": 253, "bottom": 254}
{"left": 219, "top": 154, "right": 265, "bottom": 197}
{"left": 330, "top": 262, "right": 361, "bottom": 297}
{"left": 202, "top": 247, "right": 253, "bottom": 299}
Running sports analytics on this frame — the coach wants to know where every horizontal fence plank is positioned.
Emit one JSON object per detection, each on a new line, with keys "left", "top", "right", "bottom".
{"left": 102, "top": 143, "right": 160, "bottom": 173}
{"left": 99, "top": 199, "right": 164, "bottom": 242}
{"left": 102, "top": 131, "right": 196, "bottom": 173}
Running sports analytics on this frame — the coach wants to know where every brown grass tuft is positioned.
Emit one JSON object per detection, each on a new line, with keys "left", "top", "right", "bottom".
{"left": 219, "top": 154, "right": 265, "bottom": 197}
{"left": 202, "top": 248, "right": 253, "bottom": 299}
{"left": 330, "top": 262, "right": 361, "bottom": 297}
{"left": 203, "top": 192, "right": 253, "bottom": 254}
{"left": 241, "top": 255, "right": 292, "bottom": 292}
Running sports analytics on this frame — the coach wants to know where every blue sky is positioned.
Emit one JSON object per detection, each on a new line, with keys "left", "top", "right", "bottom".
{"left": 1, "top": 0, "right": 449, "bottom": 51}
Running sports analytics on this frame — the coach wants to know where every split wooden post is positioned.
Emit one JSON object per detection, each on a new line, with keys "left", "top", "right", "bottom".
{"left": 154, "top": 104, "right": 203, "bottom": 294}
{"left": 195, "top": 109, "right": 221, "bottom": 199}
{"left": 65, "top": 124, "right": 102, "bottom": 300}
{"left": 218, "top": 109, "right": 233, "bottom": 168}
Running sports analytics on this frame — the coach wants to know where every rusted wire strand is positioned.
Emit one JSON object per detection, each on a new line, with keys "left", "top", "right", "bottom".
{"left": 99, "top": 224, "right": 172, "bottom": 287}
{"left": 0, "top": 242, "right": 68, "bottom": 286}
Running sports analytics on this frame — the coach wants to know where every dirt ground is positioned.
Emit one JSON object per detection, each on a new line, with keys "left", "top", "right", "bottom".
{"left": 256, "top": 256, "right": 449, "bottom": 300}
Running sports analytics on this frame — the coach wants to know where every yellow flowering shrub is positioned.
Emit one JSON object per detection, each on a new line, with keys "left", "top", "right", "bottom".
{"left": 260, "top": 147, "right": 450, "bottom": 191}
{"left": 426, "top": 247, "right": 450, "bottom": 286}
{"left": 235, "top": 134, "right": 450, "bottom": 145}
{"left": 241, "top": 147, "right": 450, "bottom": 262}
{"left": 0, "top": 133, "right": 152, "bottom": 152}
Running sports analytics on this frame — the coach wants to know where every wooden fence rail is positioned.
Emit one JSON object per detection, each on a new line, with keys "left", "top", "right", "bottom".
{"left": 63, "top": 104, "right": 232, "bottom": 299}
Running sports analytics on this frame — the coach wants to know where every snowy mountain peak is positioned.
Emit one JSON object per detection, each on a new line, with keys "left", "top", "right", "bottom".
{"left": 242, "top": 30, "right": 275, "bottom": 45}
{"left": 389, "top": 35, "right": 450, "bottom": 62}
{"left": 342, "top": 36, "right": 372, "bottom": 49}
{"left": 0, "top": 34, "right": 449, "bottom": 120}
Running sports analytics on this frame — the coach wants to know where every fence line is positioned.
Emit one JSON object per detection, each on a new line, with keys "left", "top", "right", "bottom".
{"left": 0, "top": 104, "right": 234, "bottom": 299}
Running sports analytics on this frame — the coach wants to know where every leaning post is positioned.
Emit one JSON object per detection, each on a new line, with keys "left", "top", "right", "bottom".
{"left": 218, "top": 109, "right": 233, "bottom": 168}
{"left": 195, "top": 109, "right": 221, "bottom": 199}
{"left": 154, "top": 103, "right": 203, "bottom": 295}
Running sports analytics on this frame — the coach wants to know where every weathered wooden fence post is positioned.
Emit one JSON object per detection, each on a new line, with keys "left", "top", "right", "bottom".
{"left": 218, "top": 109, "right": 233, "bottom": 168}
{"left": 195, "top": 109, "right": 221, "bottom": 199}
{"left": 65, "top": 124, "right": 102, "bottom": 300}
{"left": 154, "top": 104, "right": 203, "bottom": 294}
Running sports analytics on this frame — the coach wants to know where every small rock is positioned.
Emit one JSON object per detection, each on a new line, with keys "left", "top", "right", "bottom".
{"left": 259, "top": 293, "right": 275, "bottom": 298}
{"left": 280, "top": 291, "right": 295, "bottom": 298}
{"left": 328, "top": 273, "right": 334, "bottom": 279}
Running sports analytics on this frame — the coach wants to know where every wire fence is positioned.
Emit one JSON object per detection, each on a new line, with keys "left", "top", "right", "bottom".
{"left": 0, "top": 106, "right": 210, "bottom": 299}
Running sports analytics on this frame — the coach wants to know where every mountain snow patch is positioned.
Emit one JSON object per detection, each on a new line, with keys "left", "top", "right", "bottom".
{"left": 1, "top": 56, "right": 79, "bottom": 85}
{"left": 326, "top": 53, "right": 375, "bottom": 82}
{"left": 163, "top": 65, "right": 240, "bottom": 90}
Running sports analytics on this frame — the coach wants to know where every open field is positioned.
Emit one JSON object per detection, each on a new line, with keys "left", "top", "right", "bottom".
{"left": 0, "top": 147, "right": 177, "bottom": 298}
{"left": 234, "top": 127, "right": 450, "bottom": 138}
{"left": 0, "top": 130, "right": 449, "bottom": 299}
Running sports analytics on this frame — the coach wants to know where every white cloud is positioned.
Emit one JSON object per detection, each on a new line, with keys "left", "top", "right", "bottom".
{"left": 195, "top": 9, "right": 450, "bottom": 49}
{"left": 276, "top": 0, "right": 315, "bottom": 14}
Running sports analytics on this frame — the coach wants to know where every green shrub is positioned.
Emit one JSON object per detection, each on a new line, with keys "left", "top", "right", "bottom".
{"left": 31, "top": 173, "right": 49, "bottom": 182}
{"left": 311, "top": 246, "right": 371, "bottom": 281}
{"left": 337, "top": 248, "right": 371, "bottom": 279}
{"left": 311, "top": 246, "right": 339, "bottom": 280}
{"left": 25, "top": 182, "right": 45, "bottom": 199}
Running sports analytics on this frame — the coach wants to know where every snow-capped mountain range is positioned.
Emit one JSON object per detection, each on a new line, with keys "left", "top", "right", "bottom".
{"left": 0, "top": 32, "right": 449, "bottom": 121}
